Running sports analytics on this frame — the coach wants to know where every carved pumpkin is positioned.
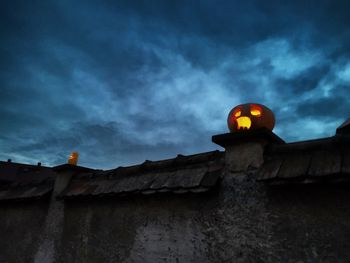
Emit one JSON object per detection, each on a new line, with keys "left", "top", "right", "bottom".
{"left": 227, "top": 103, "right": 275, "bottom": 132}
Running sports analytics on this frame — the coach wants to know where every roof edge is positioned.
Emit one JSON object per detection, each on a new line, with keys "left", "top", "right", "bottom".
{"left": 212, "top": 128, "right": 285, "bottom": 148}
{"left": 52, "top": 164, "right": 96, "bottom": 173}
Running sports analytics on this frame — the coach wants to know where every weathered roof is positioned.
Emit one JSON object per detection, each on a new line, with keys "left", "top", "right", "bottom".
{"left": 53, "top": 164, "right": 96, "bottom": 173}
{"left": 60, "top": 150, "right": 224, "bottom": 199}
{"left": 336, "top": 117, "right": 350, "bottom": 135}
{"left": 257, "top": 135, "right": 350, "bottom": 184}
{"left": 0, "top": 161, "right": 56, "bottom": 201}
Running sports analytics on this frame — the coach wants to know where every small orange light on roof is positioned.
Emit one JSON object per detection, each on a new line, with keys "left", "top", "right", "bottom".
{"left": 68, "top": 152, "right": 79, "bottom": 165}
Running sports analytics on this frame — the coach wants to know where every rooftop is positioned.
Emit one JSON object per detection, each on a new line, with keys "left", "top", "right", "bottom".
{"left": 0, "top": 161, "right": 56, "bottom": 201}
{"left": 258, "top": 134, "right": 350, "bottom": 184}
{"left": 1, "top": 114, "right": 349, "bottom": 201}
{"left": 60, "top": 150, "right": 224, "bottom": 199}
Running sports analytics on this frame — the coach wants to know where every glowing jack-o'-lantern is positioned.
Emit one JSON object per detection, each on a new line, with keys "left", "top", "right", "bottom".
{"left": 68, "top": 152, "right": 79, "bottom": 165}
{"left": 227, "top": 103, "right": 275, "bottom": 132}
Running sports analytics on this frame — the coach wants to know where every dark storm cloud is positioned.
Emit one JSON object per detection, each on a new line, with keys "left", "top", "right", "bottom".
{"left": 275, "top": 65, "right": 331, "bottom": 97}
{"left": 296, "top": 96, "right": 349, "bottom": 118}
{"left": 8, "top": 117, "right": 213, "bottom": 169}
{"left": 1, "top": 0, "right": 350, "bottom": 168}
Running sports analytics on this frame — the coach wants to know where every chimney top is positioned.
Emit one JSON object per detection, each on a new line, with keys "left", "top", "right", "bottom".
{"left": 212, "top": 128, "right": 285, "bottom": 148}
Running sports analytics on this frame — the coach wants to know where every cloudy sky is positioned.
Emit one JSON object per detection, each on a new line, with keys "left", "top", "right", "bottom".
{"left": 1, "top": 0, "right": 350, "bottom": 169}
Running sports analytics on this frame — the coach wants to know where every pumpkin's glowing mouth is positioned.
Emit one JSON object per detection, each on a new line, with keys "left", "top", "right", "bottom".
{"left": 236, "top": 116, "right": 251, "bottom": 130}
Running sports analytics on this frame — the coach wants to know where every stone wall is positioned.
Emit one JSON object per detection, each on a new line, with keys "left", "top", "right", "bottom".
{"left": 2, "top": 174, "right": 350, "bottom": 262}
{"left": 1, "top": 137, "right": 350, "bottom": 262}
{"left": 0, "top": 200, "right": 50, "bottom": 263}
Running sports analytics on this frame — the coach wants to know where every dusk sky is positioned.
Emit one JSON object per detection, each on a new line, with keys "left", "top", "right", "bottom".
{"left": 1, "top": 0, "right": 350, "bottom": 169}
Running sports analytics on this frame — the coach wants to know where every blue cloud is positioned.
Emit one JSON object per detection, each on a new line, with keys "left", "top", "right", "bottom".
{"left": 1, "top": 0, "right": 350, "bottom": 168}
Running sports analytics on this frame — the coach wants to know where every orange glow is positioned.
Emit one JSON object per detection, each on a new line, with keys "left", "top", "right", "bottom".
{"left": 250, "top": 105, "right": 262, "bottom": 117}
{"left": 234, "top": 110, "right": 241, "bottom": 117}
{"left": 227, "top": 103, "right": 275, "bottom": 132}
{"left": 236, "top": 116, "right": 251, "bottom": 130}
{"left": 250, "top": 109, "right": 261, "bottom": 116}
{"left": 68, "top": 152, "right": 79, "bottom": 165}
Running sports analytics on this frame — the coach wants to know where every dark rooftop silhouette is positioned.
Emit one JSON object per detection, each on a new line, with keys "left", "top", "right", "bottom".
{"left": 1, "top": 116, "right": 350, "bottom": 201}
{"left": 0, "top": 161, "right": 56, "bottom": 201}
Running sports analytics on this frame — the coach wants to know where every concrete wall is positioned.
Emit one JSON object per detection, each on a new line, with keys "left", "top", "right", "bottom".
{"left": 1, "top": 141, "right": 350, "bottom": 262}
{"left": 0, "top": 200, "right": 50, "bottom": 263}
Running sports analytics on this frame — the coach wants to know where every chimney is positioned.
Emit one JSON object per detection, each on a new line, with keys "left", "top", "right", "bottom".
{"left": 212, "top": 103, "right": 284, "bottom": 172}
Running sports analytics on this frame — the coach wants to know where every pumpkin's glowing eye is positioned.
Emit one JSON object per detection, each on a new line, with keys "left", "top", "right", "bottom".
{"left": 250, "top": 109, "right": 261, "bottom": 116}
{"left": 234, "top": 110, "right": 241, "bottom": 117}
{"left": 250, "top": 105, "right": 262, "bottom": 117}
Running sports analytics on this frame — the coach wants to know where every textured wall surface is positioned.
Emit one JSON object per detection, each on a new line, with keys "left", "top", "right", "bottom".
{"left": 2, "top": 175, "right": 350, "bottom": 262}
{"left": 0, "top": 201, "right": 50, "bottom": 263}
{"left": 1, "top": 142, "right": 350, "bottom": 262}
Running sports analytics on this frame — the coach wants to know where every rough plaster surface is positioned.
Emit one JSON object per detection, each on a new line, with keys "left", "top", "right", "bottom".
{"left": 199, "top": 169, "right": 280, "bottom": 263}
{"left": 126, "top": 213, "right": 207, "bottom": 263}
{"left": 34, "top": 199, "right": 65, "bottom": 263}
{"left": 225, "top": 142, "right": 264, "bottom": 172}
{"left": 2, "top": 179, "right": 350, "bottom": 262}
{"left": 267, "top": 185, "right": 350, "bottom": 263}
{"left": 0, "top": 201, "right": 49, "bottom": 263}
{"left": 34, "top": 171, "right": 73, "bottom": 263}
{"left": 55, "top": 195, "right": 213, "bottom": 263}
{"left": 2, "top": 143, "right": 350, "bottom": 262}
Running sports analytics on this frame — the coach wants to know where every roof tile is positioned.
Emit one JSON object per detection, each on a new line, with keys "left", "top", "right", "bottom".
{"left": 258, "top": 135, "right": 349, "bottom": 184}
{"left": 257, "top": 158, "right": 282, "bottom": 180}
{"left": 0, "top": 161, "right": 56, "bottom": 201}
{"left": 60, "top": 151, "right": 224, "bottom": 199}
{"left": 278, "top": 154, "right": 311, "bottom": 179}
{"left": 308, "top": 150, "right": 342, "bottom": 177}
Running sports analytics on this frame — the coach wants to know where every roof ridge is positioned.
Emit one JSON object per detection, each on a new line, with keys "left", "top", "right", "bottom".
{"left": 0, "top": 161, "right": 50, "bottom": 168}
{"left": 78, "top": 150, "right": 224, "bottom": 179}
